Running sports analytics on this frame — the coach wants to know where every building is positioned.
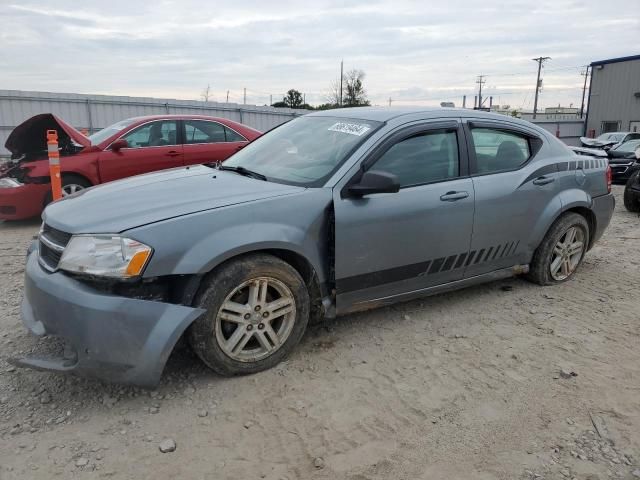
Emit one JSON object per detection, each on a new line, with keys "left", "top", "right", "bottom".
{"left": 585, "top": 54, "right": 640, "bottom": 136}
{"left": 520, "top": 106, "right": 580, "bottom": 122}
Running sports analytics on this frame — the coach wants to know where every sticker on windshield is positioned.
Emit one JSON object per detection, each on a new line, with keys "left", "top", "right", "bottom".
{"left": 328, "top": 122, "right": 371, "bottom": 136}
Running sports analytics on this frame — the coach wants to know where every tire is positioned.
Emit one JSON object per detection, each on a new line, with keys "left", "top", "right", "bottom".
{"left": 188, "top": 254, "right": 310, "bottom": 376}
{"left": 527, "top": 212, "right": 590, "bottom": 286}
{"left": 623, "top": 171, "right": 640, "bottom": 213}
{"left": 43, "top": 174, "right": 92, "bottom": 206}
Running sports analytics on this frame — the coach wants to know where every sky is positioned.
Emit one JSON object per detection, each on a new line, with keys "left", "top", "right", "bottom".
{"left": 0, "top": 0, "right": 638, "bottom": 110}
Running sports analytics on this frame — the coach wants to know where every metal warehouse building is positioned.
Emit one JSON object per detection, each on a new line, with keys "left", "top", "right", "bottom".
{"left": 585, "top": 54, "right": 640, "bottom": 136}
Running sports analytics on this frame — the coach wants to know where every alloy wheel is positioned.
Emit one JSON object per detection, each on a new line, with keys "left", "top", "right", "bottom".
{"left": 549, "top": 226, "right": 585, "bottom": 281}
{"left": 62, "top": 184, "right": 85, "bottom": 197}
{"left": 215, "top": 277, "right": 296, "bottom": 362}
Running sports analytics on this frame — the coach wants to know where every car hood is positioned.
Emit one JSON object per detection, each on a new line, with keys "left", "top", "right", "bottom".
{"left": 43, "top": 165, "right": 305, "bottom": 233}
{"left": 5, "top": 113, "right": 91, "bottom": 155}
{"left": 579, "top": 137, "right": 617, "bottom": 149}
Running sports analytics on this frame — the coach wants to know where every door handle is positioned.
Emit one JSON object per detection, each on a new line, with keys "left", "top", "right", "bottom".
{"left": 532, "top": 176, "right": 555, "bottom": 186}
{"left": 440, "top": 191, "right": 469, "bottom": 201}
{"left": 165, "top": 151, "right": 181, "bottom": 157}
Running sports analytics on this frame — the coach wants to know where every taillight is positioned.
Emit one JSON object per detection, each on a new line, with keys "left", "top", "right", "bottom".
{"left": 606, "top": 164, "right": 612, "bottom": 193}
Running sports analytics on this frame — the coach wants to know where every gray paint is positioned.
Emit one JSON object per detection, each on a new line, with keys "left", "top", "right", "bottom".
{"left": 19, "top": 107, "right": 615, "bottom": 386}
{"left": 586, "top": 56, "right": 640, "bottom": 135}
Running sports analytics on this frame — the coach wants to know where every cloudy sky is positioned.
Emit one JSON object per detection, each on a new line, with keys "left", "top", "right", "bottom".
{"left": 0, "top": 0, "right": 638, "bottom": 110}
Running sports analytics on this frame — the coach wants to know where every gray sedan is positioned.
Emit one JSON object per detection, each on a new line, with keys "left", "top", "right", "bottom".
{"left": 15, "top": 108, "right": 615, "bottom": 386}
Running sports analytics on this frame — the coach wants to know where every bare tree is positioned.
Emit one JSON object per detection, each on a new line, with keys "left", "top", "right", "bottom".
{"left": 324, "top": 78, "right": 341, "bottom": 106}
{"left": 201, "top": 84, "right": 212, "bottom": 102}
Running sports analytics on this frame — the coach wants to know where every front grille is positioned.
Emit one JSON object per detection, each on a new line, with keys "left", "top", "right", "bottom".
{"left": 38, "top": 224, "right": 71, "bottom": 272}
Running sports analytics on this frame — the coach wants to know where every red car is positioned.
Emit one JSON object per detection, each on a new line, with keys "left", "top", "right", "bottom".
{"left": 0, "top": 114, "right": 261, "bottom": 220}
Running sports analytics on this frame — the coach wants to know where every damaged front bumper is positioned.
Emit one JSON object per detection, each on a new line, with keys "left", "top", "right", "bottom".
{"left": 13, "top": 251, "right": 205, "bottom": 387}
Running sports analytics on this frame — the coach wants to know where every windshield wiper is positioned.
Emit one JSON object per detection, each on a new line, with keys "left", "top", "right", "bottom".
{"left": 218, "top": 165, "right": 267, "bottom": 181}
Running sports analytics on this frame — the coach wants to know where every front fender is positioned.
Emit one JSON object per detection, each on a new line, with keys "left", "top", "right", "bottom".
{"left": 130, "top": 189, "right": 333, "bottom": 287}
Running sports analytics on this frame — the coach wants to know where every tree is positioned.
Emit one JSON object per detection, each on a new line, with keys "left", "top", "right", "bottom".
{"left": 271, "top": 101, "right": 288, "bottom": 108}
{"left": 201, "top": 84, "right": 212, "bottom": 102}
{"left": 343, "top": 69, "right": 369, "bottom": 107}
{"left": 284, "top": 89, "right": 303, "bottom": 108}
{"left": 324, "top": 68, "right": 370, "bottom": 108}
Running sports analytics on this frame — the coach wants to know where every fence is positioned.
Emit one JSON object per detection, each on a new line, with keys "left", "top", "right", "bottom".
{"left": 0, "top": 89, "right": 309, "bottom": 157}
{"left": 529, "top": 119, "right": 585, "bottom": 147}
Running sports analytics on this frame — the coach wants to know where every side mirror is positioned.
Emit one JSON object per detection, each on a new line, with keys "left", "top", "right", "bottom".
{"left": 111, "top": 139, "right": 128, "bottom": 152}
{"left": 347, "top": 170, "right": 400, "bottom": 197}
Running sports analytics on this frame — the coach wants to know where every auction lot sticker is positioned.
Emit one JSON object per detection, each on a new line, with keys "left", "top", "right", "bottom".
{"left": 328, "top": 122, "right": 371, "bottom": 136}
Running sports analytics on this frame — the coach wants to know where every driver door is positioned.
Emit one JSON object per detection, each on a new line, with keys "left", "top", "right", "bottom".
{"left": 98, "top": 120, "right": 183, "bottom": 182}
{"left": 333, "top": 121, "right": 475, "bottom": 312}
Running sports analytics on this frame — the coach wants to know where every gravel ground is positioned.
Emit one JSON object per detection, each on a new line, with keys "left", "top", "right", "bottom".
{"left": 0, "top": 186, "right": 638, "bottom": 480}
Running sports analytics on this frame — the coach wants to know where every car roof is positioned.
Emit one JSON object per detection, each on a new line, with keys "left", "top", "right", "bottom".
{"left": 121, "top": 114, "right": 245, "bottom": 123}
{"left": 306, "top": 106, "right": 535, "bottom": 126}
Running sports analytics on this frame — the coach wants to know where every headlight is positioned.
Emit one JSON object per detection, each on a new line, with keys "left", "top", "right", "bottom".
{"left": 58, "top": 235, "right": 153, "bottom": 278}
{"left": 0, "top": 178, "right": 23, "bottom": 188}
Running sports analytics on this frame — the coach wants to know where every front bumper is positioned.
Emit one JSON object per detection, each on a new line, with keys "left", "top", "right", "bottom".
{"left": 13, "top": 251, "right": 205, "bottom": 387}
{"left": 590, "top": 192, "right": 615, "bottom": 246}
{"left": 0, "top": 183, "right": 50, "bottom": 220}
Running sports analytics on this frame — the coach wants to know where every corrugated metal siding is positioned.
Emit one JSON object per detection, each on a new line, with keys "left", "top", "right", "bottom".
{"left": 532, "top": 120, "right": 585, "bottom": 146}
{"left": 586, "top": 58, "right": 640, "bottom": 135}
{"left": 0, "top": 89, "right": 309, "bottom": 157}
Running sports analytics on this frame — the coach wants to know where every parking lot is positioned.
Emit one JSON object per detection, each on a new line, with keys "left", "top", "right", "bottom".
{"left": 0, "top": 185, "right": 638, "bottom": 480}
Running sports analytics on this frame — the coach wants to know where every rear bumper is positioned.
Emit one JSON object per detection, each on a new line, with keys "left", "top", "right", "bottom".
{"left": 0, "top": 183, "right": 49, "bottom": 220}
{"left": 13, "top": 251, "right": 205, "bottom": 387}
{"left": 610, "top": 163, "right": 639, "bottom": 184}
{"left": 590, "top": 193, "right": 615, "bottom": 246}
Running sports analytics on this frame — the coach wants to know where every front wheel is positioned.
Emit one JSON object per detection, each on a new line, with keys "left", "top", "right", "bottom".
{"left": 527, "top": 213, "right": 589, "bottom": 286}
{"left": 188, "top": 254, "right": 310, "bottom": 376}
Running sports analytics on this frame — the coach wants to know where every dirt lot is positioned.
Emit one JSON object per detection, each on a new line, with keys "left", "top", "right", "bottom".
{"left": 0, "top": 186, "right": 638, "bottom": 480}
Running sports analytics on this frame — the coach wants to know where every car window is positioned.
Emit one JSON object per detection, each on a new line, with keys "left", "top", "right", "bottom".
{"left": 184, "top": 120, "right": 226, "bottom": 144}
{"left": 471, "top": 128, "right": 530, "bottom": 173}
{"left": 224, "top": 127, "right": 247, "bottom": 142}
{"left": 121, "top": 121, "right": 178, "bottom": 148}
{"left": 372, "top": 130, "right": 459, "bottom": 188}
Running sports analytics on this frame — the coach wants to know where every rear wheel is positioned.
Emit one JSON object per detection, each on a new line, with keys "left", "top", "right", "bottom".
{"left": 188, "top": 254, "right": 310, "bottom": 376}
{"left": 623, "top": 171, "right": 640, "bottom": 212}
{"left": 527, "top": 213, "right": 589, "bottom": 285}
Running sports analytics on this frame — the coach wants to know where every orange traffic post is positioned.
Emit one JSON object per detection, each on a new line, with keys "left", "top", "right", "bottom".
{"left": 47, "top": 130, "right": 62, "bottom": 201}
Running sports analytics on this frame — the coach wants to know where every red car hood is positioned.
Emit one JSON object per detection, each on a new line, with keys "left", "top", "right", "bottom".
{"left": 4, "top": 113, "right": 91, "bottom": 155}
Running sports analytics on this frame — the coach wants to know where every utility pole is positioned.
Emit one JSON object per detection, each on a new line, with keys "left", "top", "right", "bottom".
{"left": 580, "top": 67, "right": 590, "bottom": 119}
{"left": 270, "top": 94, "right": 272, "bottom": 106}
{"left": 226, "top": 90, "right": 229, "bottom": 103}
{"left": 462, "top": 95, "right": 466, "bottom": 108}
{"left": 476, "top": 75, "right": 486, "bottom": 109}
{"left": 388, "top": 97, "right": 392, "bottom": 107}
{"left": 339, "top": 59, "right": 343, "bottom": 106}
{"left": 303, "top": 93, "right": 306, "bottom": 105}
{"left": 532, "top": 56, "right": 551, "bottom": 119}
{"left": 243, "top": 88, "right": 246, "bottom": 105}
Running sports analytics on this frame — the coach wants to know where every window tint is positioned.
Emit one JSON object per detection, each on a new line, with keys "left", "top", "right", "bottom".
{"left": 224, "top": 127, "right": 247, "bottom": 142}
{"left": 471, "top": 128, "right": 530, "bottom": 173}
{"left": 121, "top": 121, "right": 177, "bottom": 148}
{"left": 183, "top": 120, "right": 246, "bottom": 144}
{"left": 372, "top": 130, "right": 459, "bottom": 188}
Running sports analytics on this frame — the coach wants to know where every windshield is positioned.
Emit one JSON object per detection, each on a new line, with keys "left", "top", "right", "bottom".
{"left": 614, "top": 139, "right": 640, "bottom": 153}
{"left": 88, "top": 118, "right": 139, "bottom": 145}
{"left": 222, "top": 116, "right": 382, "bottom": 186}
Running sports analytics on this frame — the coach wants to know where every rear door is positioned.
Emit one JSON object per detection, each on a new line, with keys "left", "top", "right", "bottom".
{"left": 98, "top": 120, "right": 183, "bottom": 182}
{"left": 334, "top": 120, "right": 475, "bottom": 311}
{"left": 463, "top": 119, "right": 562, "bottom": 278}
{"left": 182, "top": 119, "right": 249, "bottom": 165}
